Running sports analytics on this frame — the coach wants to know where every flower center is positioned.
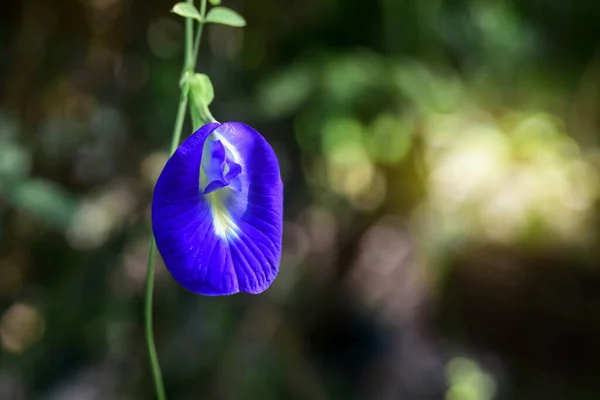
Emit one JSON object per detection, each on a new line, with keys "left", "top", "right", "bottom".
{"left": 200, "top": 137, "right": 242, "bottom": 195}
{"left": 200, "top": 136, "right": 242, "bottom": 238}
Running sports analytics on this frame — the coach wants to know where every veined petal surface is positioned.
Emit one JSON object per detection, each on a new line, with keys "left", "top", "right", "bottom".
{"left": 152, "top": 122, "right": 283, "bottom": 295}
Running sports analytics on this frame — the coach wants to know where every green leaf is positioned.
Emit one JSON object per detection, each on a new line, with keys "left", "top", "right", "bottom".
{"left": 205, "top": 7, "right": 246, "bottom": 27}
{"left": 10, "top": 179, "right": 77, "bottom": 228}
{"left": 171, "top": 2, "right": 203, "bottom": 22}
{"left": 209, "top": 0, "right": 221, "bottom": 5}
{"left": 189, "top": 73, "right": 215, "bottom": 106}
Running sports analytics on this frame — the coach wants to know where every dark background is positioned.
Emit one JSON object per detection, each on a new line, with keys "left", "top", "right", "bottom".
{"left": 1, "top": 0, "right": 600, "bottom": 399}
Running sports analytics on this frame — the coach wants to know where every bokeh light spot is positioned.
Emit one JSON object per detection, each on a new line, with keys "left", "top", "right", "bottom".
{"left": 0, "top": 303, "right": 45, "bottom": 354}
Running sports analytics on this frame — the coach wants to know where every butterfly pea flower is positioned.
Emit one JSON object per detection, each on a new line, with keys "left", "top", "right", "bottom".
{"left": 152, "top": 122, "right": 283, "bottom": 295}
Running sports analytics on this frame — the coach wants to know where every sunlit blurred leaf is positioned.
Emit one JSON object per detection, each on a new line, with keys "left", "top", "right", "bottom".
{"left": 322, "top": 53, "right": 383, "bottom": 107}
{"left": 171, "top": 3, "right": 203, "bottom": 22}
{"left": 366, "top": 114, "right": 412, "bottom": 164}
{"left": 421, "top": 108, "right": 600, "bottom": 246}
{"left": 393, "top": 61, "right": 463, "bottom": 113}
{"left": 209, "top": 0, "right": 221, "bottom": 5}
{"left": 259, "top": 66, "right": 314, "bottom": 118}
{"left": 205, "top": 7, "right": 246, "bottom": 27}
{"left": 445, "top": 357, "right": 497, "bottom": 400}
{"left": 321, "top": 117, "right": 364, "bottom": 162}
{"left": 10, "top": 179, "right": 77, "bottom": 228}
{"left": 470, "top": 0, "right": 534, "bottom": 68}
{"left": 0, "top": 140, "right": 31, "bottom": 180}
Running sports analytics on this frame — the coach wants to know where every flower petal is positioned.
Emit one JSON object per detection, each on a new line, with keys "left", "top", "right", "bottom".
{"left": 152, "top": 122, "right": 283, "bottom": 295}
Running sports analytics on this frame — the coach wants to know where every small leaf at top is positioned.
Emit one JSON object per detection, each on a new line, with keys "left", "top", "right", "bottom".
{"left": 205, "top": 7, "right": 246, "bottom": 27}
{"left": 189, "top": 73, "right": 215, "bottom": 106}
{"left": 171, "top": 2, "right": 203, "bottom": 22}
{"left": 209, "top": 0, "right": 221, "bottom": 5}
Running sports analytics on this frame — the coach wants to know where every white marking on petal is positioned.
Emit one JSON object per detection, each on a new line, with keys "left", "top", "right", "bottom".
{"left": 214, "top": 131, "right": 242, "bottom": 164}
{"left": 207, "top": 189, "right": 239, "bottom": 239}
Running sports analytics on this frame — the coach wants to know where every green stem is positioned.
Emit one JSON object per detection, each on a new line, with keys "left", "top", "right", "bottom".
{"left": 170, "top": 91, "right": 189, "bottom": 152}
{"left": 144, "top": 239, "right": 165, "bottom": 400}
{"left": 192, "top": 0, "right": 207, "bottom": 66}
{"left": 200, "top": 0, "right": 207, "bottom": 17}
{"left": 145, "top": 1, "right": 197, "bottom": 399}
{"left": 184, "top": 4, "right": 194, "bottom": 72}
{"left": 192, "top": 23, "right": 203, "bottom": 63}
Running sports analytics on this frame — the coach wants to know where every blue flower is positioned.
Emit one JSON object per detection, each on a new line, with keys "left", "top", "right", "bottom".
{"left": 152, "top": 122, "right": 283, "bottom": 296}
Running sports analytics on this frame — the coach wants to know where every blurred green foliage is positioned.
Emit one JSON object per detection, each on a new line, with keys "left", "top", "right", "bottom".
{"left": 1, "top": 0, "right": 600, "bottom": 399}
